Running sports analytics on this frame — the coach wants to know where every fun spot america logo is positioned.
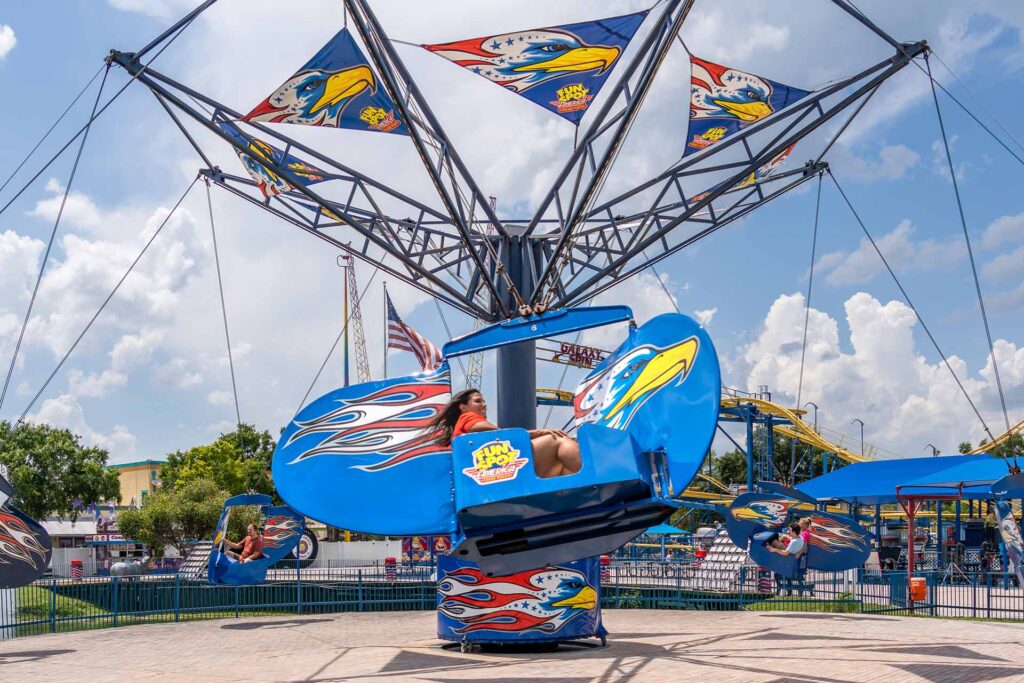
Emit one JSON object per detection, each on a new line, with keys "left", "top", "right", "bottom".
{"left": 462, "top": 439, "right": 529, "bottom": 485}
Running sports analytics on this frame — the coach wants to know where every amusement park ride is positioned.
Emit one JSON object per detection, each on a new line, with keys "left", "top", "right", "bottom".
{"left": 1, "top": 0, "right": 1022, "bottom": 647}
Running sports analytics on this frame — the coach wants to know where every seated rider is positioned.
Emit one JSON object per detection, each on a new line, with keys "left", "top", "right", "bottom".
{"left": 768, "top": 523, "right": 806, "bottom": 559}
{"left": 222, "top": 524, "right": 264, "bottom": 563}
{"left": 431, "top": 389, "right": 582, "bottom": 478}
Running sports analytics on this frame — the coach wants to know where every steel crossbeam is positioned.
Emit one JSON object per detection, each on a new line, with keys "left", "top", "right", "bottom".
{"left": 109, "top": 0, "right": 926, "bottom": 328}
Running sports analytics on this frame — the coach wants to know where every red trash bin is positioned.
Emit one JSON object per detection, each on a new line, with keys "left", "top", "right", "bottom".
{"left": 384, "top": 556, "right": 397, "bottom": 581}
{"left": 599, "top": 555, "right": 611, "bottom": 583}
{"left": 70, "top": 559, "right": 84, "bottom": 579}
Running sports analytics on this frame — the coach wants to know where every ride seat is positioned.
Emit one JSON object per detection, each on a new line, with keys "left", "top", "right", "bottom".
{"left": 449, "top": 423, "right": 678, "bottom": 575}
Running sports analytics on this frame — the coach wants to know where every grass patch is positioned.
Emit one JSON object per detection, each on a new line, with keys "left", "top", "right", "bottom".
{"left": 745, "top": 591, "right": 859, "bottom": 614}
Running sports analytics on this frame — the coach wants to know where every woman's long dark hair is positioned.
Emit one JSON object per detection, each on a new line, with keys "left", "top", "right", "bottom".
{"left": 429, "top": 388, "right": 481, "bottom": 446}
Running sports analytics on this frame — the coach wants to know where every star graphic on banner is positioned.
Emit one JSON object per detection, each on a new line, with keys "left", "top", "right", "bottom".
{"left": 506, "top": 37, "right": 515, "bottom": 46}
{"left": 490, "top": 40, "right": 501, "bottom": 50}
{"left": 472, "top": 67, "right": 481, "bottom": 74}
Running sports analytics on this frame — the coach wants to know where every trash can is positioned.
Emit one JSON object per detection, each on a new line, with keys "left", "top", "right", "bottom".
{"left": 384, "top": 556, "right": 397, "bottom": 581}
{"left": 909, "top": 576, "right": 926, "bottom": 602}
{"left": 70, "top": 559, "right": 83, "bottom": 579}
{"left": 599, "top": 555, "right": 611, "bottom": 584}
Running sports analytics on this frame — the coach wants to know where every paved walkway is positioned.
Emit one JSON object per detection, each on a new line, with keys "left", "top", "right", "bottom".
{"left": 1, "top": 610, "right": 1023, "bottom": 682}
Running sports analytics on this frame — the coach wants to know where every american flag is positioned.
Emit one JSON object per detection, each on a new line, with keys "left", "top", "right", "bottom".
{"left": 386, "top": 293, "right": 443, "bottom": 371}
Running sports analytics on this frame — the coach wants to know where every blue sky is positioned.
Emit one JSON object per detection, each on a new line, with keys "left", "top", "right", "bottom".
{"left": 0, "top": 1, "right": 1021, "bottom": 463}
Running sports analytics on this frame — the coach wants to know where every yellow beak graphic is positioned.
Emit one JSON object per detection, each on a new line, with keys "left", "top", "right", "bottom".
{"left": 552, "top": 586, "right": 597, "bottom": 610}
{"left": 513, "top": 46, "right": 620, "bottom": 74}
{"left": 606, "top": 337, "right": 698, "bottom": 421}
{"left": 731, "top": 507, "right": 770, "bottom": 521}
{"left": 310, "top": 66, "right": 376, "bottom": 115}
{"left": 713, "top": 98, "right": 772, "bottom": 122}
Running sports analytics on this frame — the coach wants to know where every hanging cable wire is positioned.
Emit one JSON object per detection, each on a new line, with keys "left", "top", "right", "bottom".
{"left": 828, "top": 170, "right": 996, "bottom": 444}
{"left": 0, "top": 12, "right": 197, "bottom": 223}
{"left": 17, "top": 177, "right": 199, "bottom": 423}
{"left": 795, "top": 173, "right": 823, "bottom": 410}
{"left": 0, "top": 64, "right": 106, "bottom": 199}
{"left": 931, "top": 51, "right": 1024, "bottom": 157}
{"left": 205, "top": 180, "right": 242, "bottom": 429}
{"left": 926, "top": 55, "right": 1012, "bottom": 438}
{"left": 428, "top": 293, "right": 469, "bottom": 389}
{"left": 0, "top": 66, "right": 111, "bottom": 416}
{"left": 297, "top": 264, "right": 381, "bottom": 413}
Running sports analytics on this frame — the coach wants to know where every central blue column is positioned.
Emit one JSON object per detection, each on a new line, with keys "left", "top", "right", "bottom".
{"left": 496, "top": 341, "right": 537, "bottom": 429}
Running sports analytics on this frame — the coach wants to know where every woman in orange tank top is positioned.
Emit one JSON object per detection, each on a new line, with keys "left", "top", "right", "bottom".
{"left": 430, "top": 389, "right": 581, "bottom": 479}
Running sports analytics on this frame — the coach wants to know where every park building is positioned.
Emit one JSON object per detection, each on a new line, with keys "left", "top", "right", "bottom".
{"left": 107, "top": 459, "right": 166, "bottom": 506}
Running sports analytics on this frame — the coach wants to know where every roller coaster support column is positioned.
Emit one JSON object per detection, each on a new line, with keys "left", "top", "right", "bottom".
{"left": 495, "top": 232, "right": 536, "bottom": 430}
{"left": 745, "top": 405, "right": 755, "bottom": 492}
{"left": 765, "top": 414, "right": 775, "bottom": 483}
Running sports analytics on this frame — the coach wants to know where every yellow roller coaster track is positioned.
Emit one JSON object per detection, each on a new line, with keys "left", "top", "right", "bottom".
{"left": 720, "top": 397, "right": 869, "bottom": 464}
{"left": 969, "top": 418, "right": 1024, "bottom": 454}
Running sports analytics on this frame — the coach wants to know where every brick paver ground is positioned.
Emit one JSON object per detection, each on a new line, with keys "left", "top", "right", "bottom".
{"left": 1, "top": 610, "right": 1022, "bottom": 682}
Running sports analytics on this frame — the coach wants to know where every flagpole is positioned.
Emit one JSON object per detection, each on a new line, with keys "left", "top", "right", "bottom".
{"left": 382, "top": 281, "right": 388, "bottom": 380}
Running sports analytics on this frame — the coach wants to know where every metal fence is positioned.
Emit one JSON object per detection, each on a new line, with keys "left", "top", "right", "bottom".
{"left": 2, "top": 561, "right": 1022, "bottom": 640}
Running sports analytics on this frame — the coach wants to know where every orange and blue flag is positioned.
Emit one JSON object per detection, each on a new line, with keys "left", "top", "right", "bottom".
{"left": 218, "top": 121, "right": 328, "bottom": 199}
{"left": 245, "top": 29, "right": 407, "bottom": 135}
{"left": 423, "top": 11, "right": 647, "bottom": 124}
{"left": 685, "top": 56, "right": 809, "bottom": 156}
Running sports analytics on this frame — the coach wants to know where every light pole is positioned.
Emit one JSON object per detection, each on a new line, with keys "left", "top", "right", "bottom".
{"left": 851, "top": 418, "right": 865, "bottom": 457}
{"left": 924, "top": 444, "right": 940, "bottom": 457}
{"left": 804, "top": 402, "right": 818, "bottom": 432}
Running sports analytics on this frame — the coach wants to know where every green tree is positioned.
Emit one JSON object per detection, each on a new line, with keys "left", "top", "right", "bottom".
{"left": 160, "top": 423, "right": 275, "bottom": 497}
{"left": 958, "top": 441, "right": 973, "bottom": 454}
{"left": 116, "top": 479, "right": 260, "bottom": 556}
{"left": 0, "top": 421, "right": 121, "bottom": 520}
{"left": 712, "top": 448, "right": 748, "bottom": 485}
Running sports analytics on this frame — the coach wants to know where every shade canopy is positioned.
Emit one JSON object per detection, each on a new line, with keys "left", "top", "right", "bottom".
{"left": 798, "top": 455, "right": 1009, "bottom": 505}
{"left": 644, "top": 523, "right": 686, "bottom": 535}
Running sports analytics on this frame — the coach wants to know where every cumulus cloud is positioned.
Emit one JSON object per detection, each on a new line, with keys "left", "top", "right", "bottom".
{"left": 68, "top": 369, "right": 128, "bottom": 398}
{"left": 694, "top": 307, "right": 718, "bottom": 326}
{"left": 731, "top": 291, "right": 1018, "bottom": 455}
{"left": 28, "top": 179, "right": 105, "bottom": 232}
{"left": 29, "top": 393, "right": 137, "bottom": 461}
{"left": 154, "top": 358, "right": 203, "bottom": 389}
{"left": 0, "top": 25, "right": 15, "bottom": 60}
{"left": 821, "top": 219, "right": 964, "bottom": 286}
{"left": 982, "top": 246, "right": 1024, "bottom": 284}
{"left": 981, "top": 213, "right": 1024, "bottom": 250}
{"left": 206, "top": 390, "right": 233, "bottom": 406}
{"left": 838, "top": 144, "right": 920, "bottom": 182}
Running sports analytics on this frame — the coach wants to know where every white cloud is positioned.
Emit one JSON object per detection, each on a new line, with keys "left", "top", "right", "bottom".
{"left": 583, "top": 271, "right": 681, "bottom": 349}
{"left": 694, "top": 307, "right": 718, "bottom": 327}
{"left": 839, "top": 144, "right": 920, "bottom": 182}
{"left": 0, "top": 25, "right": 15, "bottom": 60}
{"left": 981, "top": 213, "right": 1024, "bottom": 250}
{"left": 28, "top": 178, "right": 105, "bottom": 231}
{"left": 931, "top": 136, "right": 968, "bottom": 181}
{"left": 982, "top": 246, "right": 1024, "bottom": 284}
{"left": 106, "top": 0, "right": 194, "bottom": 18}
{"left": 731, "top": 291, "right": 1017, "bottom": 454}
{"left": 154, "top": 358, "right": 203, "bottom": 389}
{"left": 109, "top": 331, "right": 163, "bottom": 370}
{"left": 822, "top": 219, "right": 964, "bottom": 286}
{"left": 68, "top": 369, "right": 128, "bottom": 398}
{"left": 206, "top": 390, "right": 233, "bottom": 406}
{"left": 29, "top": 393, "right": 137, "bottom": 462}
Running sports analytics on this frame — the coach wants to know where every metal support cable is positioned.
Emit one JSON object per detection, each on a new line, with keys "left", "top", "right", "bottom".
{"left": 205, "top": 180, "right": 242, "bottom": 429}
{"left": 931, "top": 51, "right": 1024, "bottom": 157}
{"left": 428, "top": 294, "right": 468, "bottom": 388}
{"left": 926, "top": 56, "right": 1011, "bottom": 436}
{"left": 0, "top": 66, "right": 110, "bottom": 415}
{"left": 297, "top": 264, "right": 381, "bottom": 413}
{"left": 17, "top": 177, "right": 199, "bottom": 423}
{"left": 796, "top": 173, "right": 823, "bottom": 410}
{"left": 0, "top": 64, "right": 106, "bottom": 199}
{"left": 828, "top": 170, "right": 996, "bottom": 443}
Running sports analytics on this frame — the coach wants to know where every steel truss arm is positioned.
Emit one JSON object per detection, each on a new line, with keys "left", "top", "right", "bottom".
{"left": 106, "top": 52, "right": 498, "bottom": 319}
{"left": 527, "top": 0, "right": 694, "bottom": 306}
{"left": 532, "top": 41, "right": 927, "bottom": 308}
{"left": 346, "top": 0, "right": 519, "bottom": 317}
{"left": 203, "top": 168, "right": 483, "bottom": 318}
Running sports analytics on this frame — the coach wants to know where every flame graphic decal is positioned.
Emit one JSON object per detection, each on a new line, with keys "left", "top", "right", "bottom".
{"left": 0, "top": 510, "right": 48, "bottom": 570}
{"left": 438, "top": 566, "right": 597, "bottom": 634}
{"left": 263, "top": 515, "right": 301, "bottom": 550}
{"left": 808, "top": 516, "right": 868, "bottom": 553}
{"left": 285, "top": 368, "right": 451, "bottom": 471}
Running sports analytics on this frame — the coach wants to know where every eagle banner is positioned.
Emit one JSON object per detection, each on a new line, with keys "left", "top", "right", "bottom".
{"left": 685, "top": 56, "right": 809, "bottom": 156}
{"left": 689, "top": 143, "right": 795, "bottom": 204}
{"left": 218, "top": 121, "right": 328, "bottom": 199}
{"left": 422, "top": 11, "right": 648, "bottom": 124}
{"left": 245, "top": 28, "right": 408, "bottom": 135}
